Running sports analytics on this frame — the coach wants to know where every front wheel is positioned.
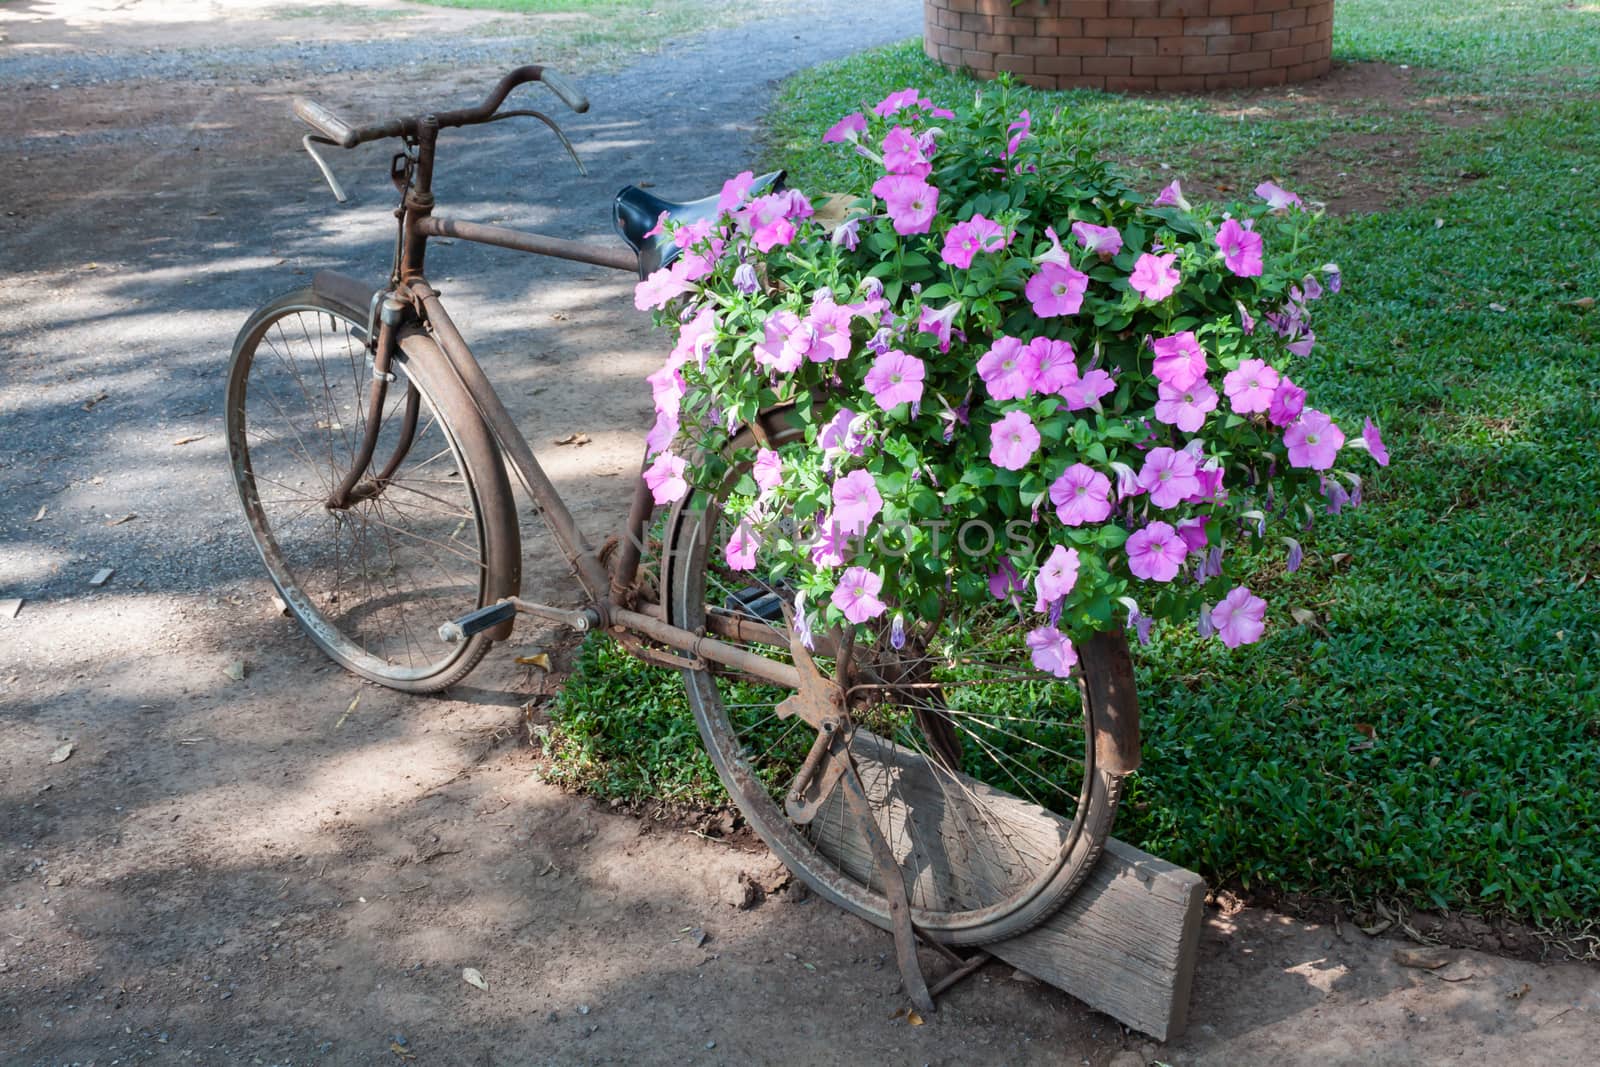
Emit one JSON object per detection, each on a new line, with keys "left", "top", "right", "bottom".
{"left": 225, "top": 287, "right": 520, "bottom": 692}
{"left": 666, "top": 417, "right": 1125, "bottom": 946}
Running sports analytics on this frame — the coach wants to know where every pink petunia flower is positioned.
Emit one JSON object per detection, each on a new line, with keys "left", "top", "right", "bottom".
{"left": 883, "top": 126, "right": 933, "bottom": 179}
{"left": 724, "top": 521, "right": 760, "bottom": 571}
{"left": 977, "top": 336, "right": 1034, "bottom": 401}
{"left": 1222, "top": 358, "right": 1280, "bottom": 414}
{"left": 1267, "top": 377, "right": 1307, "bottom": 427}
{"left": 1186, "top": 462, "right": 1226, "bottom": 504}
{"left": 1255, "top": 181, "right": 1303, "bottom": 211}
{"left": 940, "top": 213, "right": 1009, "bottom": 270}
{"left": 1138, "top": 447, "right": 1202, "bottom": 509}
{"left": 741, "top": 190, "right": 812, "bottom": 252}
{"left": 1050, "top": 464, "right": 1113, "bottom": 527}
{"left": 1025, "top": 262, "right": 1090, "bottom": 317}
{"left": 832, "top": 566, "right": 887, "bottom": 624}
{"left": 1033, "top": 544, "right": 1080, "bottom": 611}
{"left": 644, "top": 408, "right": 678, "bottom": 456}
{"left": 753, "top": 449, "right": 782, "bottom": 495}
{"left": 864, "top": 349, "right": 926, "bottom": 410}
{"left": 647, "top": 363, "right": 686, "bottom": 419}
{"left": 1283, "top": 409, "right": 1345, "bottom": 470}
{"left": 989, "top": 557, "right": 1025, "bottom": 601}
{"left": 1071, "top": 221, "right": 1123, "bottom": 257}
{"left": 918, "top": 302, "right": 961, "bottom": 352}
{"left": 643, "top": 452, "right": 689, "bottom": 505}
{"left": 1129, "top": 252, "right": 1181, "bottom": 302}
{"left": 809, "top": 515, "right": 852, "bottom": 568}
{"left": 1362, "top": 417, "right": 1390, "bottom": 466}
{"left": 818, "top": 407, "right": 866, "bottom": 456}
{"left": 822, "top": 112, "right": 867, "bottom": 144}
{"left": 1026, "top": 625, "right": 1078, "bottom": 679}
{"left": 1154, "top": 378, "right": 1218, "bottom": 433}
{"left": 1176, "top": 515, "right": 1210, "bottom": 553}
{"left": 1060, "top": 367, "right": 1116, "bottom": 411}
{"left": 1210, "top": 586, "right": 1267, "bottom": 647}
{"left": 989, "top": 410, "right": 1040, "bottom": 471}
{"left": 831, "top": 469, "right": 883, "bottom": 534}
{"left": 802, "top": 295, "right": 853, "bottom": 362}
{"left": 754, "top": 309, "right": 802, "bottom": 372}
{"left": 633, "top": 265, "right": 691, "bottom": 310}
{"left": 668, "top": 307, "right": 717, "bottom": 370}
{"left": 872, "top": 88, "right": 921, "bottom": 117}
{"left": 716, "top": 170, "right": 755, "bottom": 213}
{"left": 1152, "top": 180, "right": 1191, "bottom": 211}
{"left": 1215, "top": 218, "right": 1264, "bottom": 278}
{"left": 870, "top": 174, "right": 940, "bottom": 236}
{"left": 1237, "top": 301, "right": 1256, "bottom": 335}
{"left": 1150, "top": 331, "right": 1207, "bottom": 391}
{"left": 1004, "top": 109, "right": 1032, "bottom": 159}
{"left": 1126, "top": 521, "right": 1188, "bottom": 582}
{"left": 1034, "top": 225, "right": 1073, "bottom": 268}
{"left": 1026, "top": 337, "right": 1078, "bottom": 394}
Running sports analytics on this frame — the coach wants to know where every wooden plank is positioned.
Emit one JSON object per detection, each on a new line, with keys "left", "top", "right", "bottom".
{"left": 806, "top": 729, "right": 1204, "bottom": 1040}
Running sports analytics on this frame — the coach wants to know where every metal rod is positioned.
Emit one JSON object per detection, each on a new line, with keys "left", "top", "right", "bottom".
{"left": 417, "top": 216, "right": 640, "bottom": 273}
{"left": 609, "top": 606, "right": 800, "bottom": 690}
{"left": 610, "top": 472, "right": 656, "bottom": 602}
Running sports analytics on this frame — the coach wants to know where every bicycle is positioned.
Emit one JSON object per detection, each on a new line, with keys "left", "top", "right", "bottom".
{"left": 225, "top": 65, "right": 1142, "bottom": 1011}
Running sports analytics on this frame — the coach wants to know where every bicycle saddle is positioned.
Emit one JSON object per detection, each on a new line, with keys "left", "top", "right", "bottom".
{"left": 613, "top": 170, "right": 784, "bottom": 279}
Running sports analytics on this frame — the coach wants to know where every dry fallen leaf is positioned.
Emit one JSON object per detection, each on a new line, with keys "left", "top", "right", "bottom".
{"left": 515, "top": 652, "right": 552, "bottom": 670}
{"left": 106, "top": 513, "right": 137, "bottom": 527}
{"left": 1354, "top": 723, "right": 1377, "bottom": 739}
{"left": 172, "top": 434, "right": 207, "bottom": 446}
{"left": 334, "top": 692, "right": 359, "bottom": 729}
{"left": 553, "top": 432, "right": 591, "bottom": 447}
{"left": 1573, "top": 296, "right": 1595, "bottom": 309}
{"left": 462, "top": 967, "right": 488, "bottom": 992}
{"left": 49, "top": 742, "right": 75, "bottom": 764}
{"left": 1393, "top": 946, "right": 1453, "bottom": 969}
{"left": 32, "top": 505, "right": 47, "bottom": 522}
{"left": 222, "top": 660, "right": 247, "bottom": 682}
{"left": 907, "top": 1009, "right": 925, "bottom": 1026}
{"left": 82, "top": 392, "right": 109, "bottom": 411}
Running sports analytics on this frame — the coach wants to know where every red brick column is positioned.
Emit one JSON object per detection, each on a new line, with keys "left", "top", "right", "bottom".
{"left": 923, "top": 0, "right": 1333, "bottom": 92}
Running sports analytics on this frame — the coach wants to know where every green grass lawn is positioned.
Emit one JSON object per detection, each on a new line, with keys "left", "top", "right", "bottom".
{"left": 546, "top": 0, "right": 1600, "bottom": 929}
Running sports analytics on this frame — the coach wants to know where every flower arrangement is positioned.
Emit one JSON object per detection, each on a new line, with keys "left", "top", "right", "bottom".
{"left": 634, "top": 80, "right": 1389, "bottom": 677}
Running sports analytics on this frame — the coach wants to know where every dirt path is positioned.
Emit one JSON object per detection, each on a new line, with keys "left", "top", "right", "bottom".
{"left": 2, "top": 2, "right": 1597, "bottom": 1063}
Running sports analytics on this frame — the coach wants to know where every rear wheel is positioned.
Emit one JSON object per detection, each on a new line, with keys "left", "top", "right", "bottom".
{"left": 666, "top": 417, "right": 1124, "bottom": 945}
{"left": 225, "top": 288, "right": 518, "bottom": 692}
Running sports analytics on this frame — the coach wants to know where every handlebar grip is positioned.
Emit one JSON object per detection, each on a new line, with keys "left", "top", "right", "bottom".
{"left": 293, "top": 96, "right": 359, "bottom": 148}
{"left": 539, "top": 69, "right": 589, "bottom": 114}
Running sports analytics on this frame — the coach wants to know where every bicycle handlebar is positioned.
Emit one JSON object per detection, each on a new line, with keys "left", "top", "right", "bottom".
{"left": 292, "top": 64, "right": 588, "bottom": 149}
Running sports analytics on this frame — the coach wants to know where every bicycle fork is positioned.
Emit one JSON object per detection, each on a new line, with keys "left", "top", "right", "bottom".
{"left": 325, "top": 296, "right": 420, "bottom": 510}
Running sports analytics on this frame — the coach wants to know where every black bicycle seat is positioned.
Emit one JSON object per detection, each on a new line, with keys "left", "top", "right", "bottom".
{"left": 613, "top": 170, "right": 784, "bottom": 279}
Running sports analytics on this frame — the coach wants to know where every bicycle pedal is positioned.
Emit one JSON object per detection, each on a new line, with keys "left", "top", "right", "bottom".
{"left": 438, "top": 600, "right": 516, "bottom": 643}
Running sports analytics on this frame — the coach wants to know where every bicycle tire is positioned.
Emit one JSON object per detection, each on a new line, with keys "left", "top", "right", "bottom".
{"left": 226, "top": 286, "right": 519, "bottom": 693}
{"left": 665, "top": 414, "right": 1124, "bottom": 946}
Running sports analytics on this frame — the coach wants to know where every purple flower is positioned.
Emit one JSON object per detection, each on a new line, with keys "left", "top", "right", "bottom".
{"left": 1154, "top": 378, "right": 1218, "bottom": 433}
{"left": 989, "top": 558, "right": 1025, "bottom": 601}
{"left": 753, "top": 449, "right": 782, "bottom": 495}
{"left": 1126, "top": 521, "right": 1188, "bottom": 582}
{"left": 872, "top": 87, "right": 921, "bottom": 117}
{"left": 1186, "top": 462, "right": 1225, "bottom": 504}
{"left": 1301, "top": 273, "right": 1324, "bottom": 302}
{"left": 1267, "top": 377, "right": 1307, "bottom": 427}
{"left": 1138, "top": 447, "right": 1202, "bottom": 509}
{"left": 1322, "top": 262, "right": 1343, "bottom": 294}
{"left": 739, "top": 190, "right": 812, "bottom": 252}
{"left": 1150, "top": 331, "right": 1207, "bottom": 391}
{"left": 1255, "top": 181, "right": 1303, "bottom": 211}
{"left": 1129, "top": 252, "right": 1181, "bottom": 303}
{"left": 1026, "top": 625, "right": 1077, "bottom": 679}
{"left": 1286, "top": 330, "right": 1317, "bottom": 358}
{"left": 1237, "top": 301, "right": 1256, "bottom": 335}
{"left": 1026, "top": 337, "right": 1078, "bottom": 395}
{"left": 754, "top": 309, "right": 802, "bottom": 372}
{"left": 644, "top": 409, "right": 678, "bottom": 456}
{"left": 1060, "top": 368, "right": 1115, "bottom": 411}
{"left": 1321, "top": 474, "right": 1351, "bottom": 515}
{"left": 918, "top": 302, "right": 961, "bottom": 353}
{"left": 1210, "top": 586, "right": 1267, "bottom": 647}
{"left": 793, "top": 590, "right": 816, "bottom": 649}
{"left": 989, "top": 410, "right": 1040, "bottom": 471}
{"left": 1176, "top": 515, "right": 1210, "bottom": 554}
{"left": 818, "top": 407, "right": 865, "bottom": 455}
{"left": 1362, "top": 417, "right": 1390, "bottom": 466}
{"left": 1152, "top": 180, "right": 1191, "bottom": 211}
{"left": 633, "top": 265, "right": 691, "bottom": 310}
{"left": 864, "top": 349, "right": 926, "bottom": 410}
{"left": 809, "top": 516, "right": 852, "bottom": 567}
{"left": 1129, "top": 608, "right": 1154, "bottom": 646}
{"left": 1215, "top": 218, "right": 1264, "bottom": 278}
{"left": 668, "top": 307, "right": 717, "bottom": 369}
{"left": 1034, "top": 225, "right": 1073, "bottom": 269}
{"left": 733, "top": 262, "right": 759, "bottom": 295}
{"left": 822, "top": 112, "right": 867, "bottom": 143}
{"left": 1033, "top": 544, "right": 1080, "bottom": 611}
{"left": 1071, "top": 221, "right": 1123, "bottom": 257}
{"left": 724, "top": 521, "right": 760, "bottom": 571}
{"left": 1024, "top": 262, "right": 1090, "bottom": 318}
{"left": 802, "top": 295, "right": 853, "bottom": 362}
{"left": 1050, "top": 464, "right": 1113, "bottom": 527}
{"left": 1004, "top": 109, "right": 1032, "bottom": 159}
{"left": 870, "top": 174, "right": 940, "bottom": 236}
{"left": 890, "top": 613, "right": 907, "bottom": 650}
{"left": 1284, "top": 537, "right": 1303, "bottom": 573}
{"left": 643, "top": 452, "right": 689, "bottom": 504}
{"left": 1284, "top": 409, "right": 1345, "bottom": 470}
{"left": 832, "top": 566, "right": 887, "bottom": 624}
{"left": 978, "top": 336, "right": 1034, "bottom": 401}
{"left": 1197, "top": 604, "right": 1216, "bottom": 638}
{"left": 940, "top": 213, "right": 1009, "bottom": 270}
{"left": 715, "top": 171, "right": 754, "bottom": 214}
{"left": 1223, "top": 358, "right": 1280, "bottom": 414}
{"left": 831, "top": 469, "right": 883, "bottom": 534}
{"left": 882, "top": 125, "right": 933, "bottom": 179}
{"left": 830, "top": 217, "right": 860, "bottom": 251}
{"left": 1110, "top": 461, "right": 1142, "bottom": 500}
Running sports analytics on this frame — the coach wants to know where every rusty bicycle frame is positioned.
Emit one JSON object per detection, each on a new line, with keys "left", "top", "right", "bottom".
{"left": 289, "top": 65, "right": 1142, "bottom": 1013}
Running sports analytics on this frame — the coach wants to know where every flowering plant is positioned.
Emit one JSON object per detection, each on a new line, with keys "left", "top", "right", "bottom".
{"left": 635, "top": 81, "right": 1389, "bottom": 677}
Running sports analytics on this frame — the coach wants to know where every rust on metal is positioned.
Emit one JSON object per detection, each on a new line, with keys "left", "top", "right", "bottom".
{"left": 417, "top": 217, "right": 639, "bottom": 274}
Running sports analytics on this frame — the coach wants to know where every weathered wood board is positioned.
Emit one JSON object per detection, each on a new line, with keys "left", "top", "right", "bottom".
{"left": 807, "top": 730, "right": 1205, "bottom": 1041}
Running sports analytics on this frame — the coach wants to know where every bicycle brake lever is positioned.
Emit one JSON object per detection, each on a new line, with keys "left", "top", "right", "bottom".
{"left": 487, "top": 109, "right": 588, "bottom": 177}
{"left": 302, "top": 134, "right": 349, "bottom": 203}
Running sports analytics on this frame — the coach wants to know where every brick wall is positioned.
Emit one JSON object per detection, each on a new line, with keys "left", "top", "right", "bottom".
{"left": 924, "top": 0, "right": 1333, "bottom": 92}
